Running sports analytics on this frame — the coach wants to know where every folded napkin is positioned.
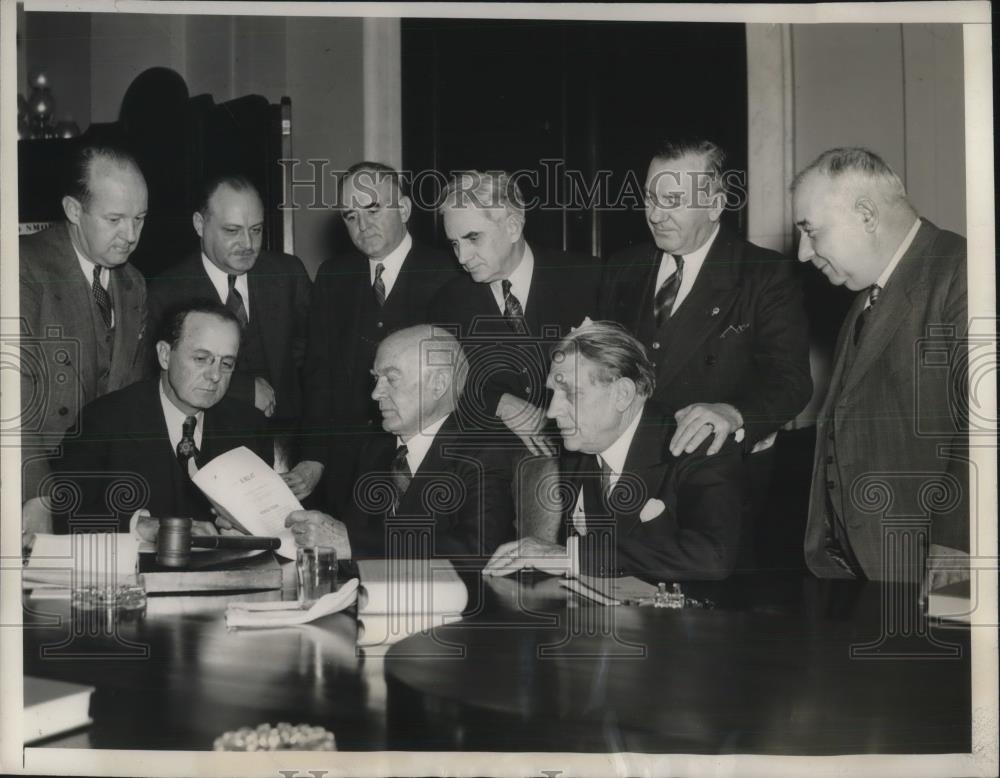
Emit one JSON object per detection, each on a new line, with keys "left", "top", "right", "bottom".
{"left": 225, "top": 578, "right": 359, "bottom": 629}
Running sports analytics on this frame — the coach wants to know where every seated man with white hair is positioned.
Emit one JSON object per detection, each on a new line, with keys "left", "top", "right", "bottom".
{"left": 284, "top": 325, "right": 517, "bottom": 562}
{"left": 483, "top": 320, "right": 745, "bottom": 582}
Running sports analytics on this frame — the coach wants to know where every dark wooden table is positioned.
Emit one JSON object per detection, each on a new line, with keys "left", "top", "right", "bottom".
{"left": 23, "top": 568, "right": 970, "bottom": 754}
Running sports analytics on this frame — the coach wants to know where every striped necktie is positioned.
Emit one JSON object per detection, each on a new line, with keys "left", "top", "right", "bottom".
{"left": 653, "top": 254, "right": 684, "bottom": 327}
{"left": 226, "top": 274, "right": 249, "bottom": 326}
{"left": 373, "top": 262, "right": 386, "bottom": 307}
{"left": 92, "top": 265, "right": 113, "bottom": 329}
{"left": 852, "top": 284, "right": 882, "bottom": 346}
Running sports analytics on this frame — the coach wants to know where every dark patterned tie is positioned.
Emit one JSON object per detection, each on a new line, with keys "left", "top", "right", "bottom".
{"left": 852, "top": 284, "right": 882, "bottom": 346}
{"left": 373, "top": 262, "right": 386, "bottom": 307}
{"left": 176, "top": 415, "right": 200, "bottom": 473}
{"left": 501, "top": 279, "right": 527, "bottom": 333}
{"left": 92, "top": 265, "right": 113, "bottom": 329}
{"left": 653, "top": 254, "right": 684, "bottom": 328}
{"left": 388, "top": 443, "right": 411, "bottom": 516}
{"left": 226, "top": 274, "right": 249, "bottom": 326}
{"left": 599, "top": 455, "right": 614, "bottom": 500}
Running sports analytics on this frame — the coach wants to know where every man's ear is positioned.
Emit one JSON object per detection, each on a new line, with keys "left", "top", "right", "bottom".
{"left": 613, "top": 377, "right": 638, "bottom": 411}
{"left": 428, "top": 369, "right": 450, "bottom": 401}
{"left": 854, "top": 197, "right": 879, "bottom": 233}
{"left": 707, "top": 190, "right": 725, "bottom": 224}
{"left": 192, "top": 210, "right": 205, "bottom": 238}
{"left": 505, "top": 211, "right": 526, "bottom": 244}
{"left": 398, "top": 195, "right": 413, "bottom": 225}
{"left": 155, "top": 341, "right": 172, "bottom": 372}
{"left": 62, "top": 195, "right": 82, "bottom": 225}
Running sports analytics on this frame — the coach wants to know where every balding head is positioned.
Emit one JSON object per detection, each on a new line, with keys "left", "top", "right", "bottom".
{"left": 370, "top": 325, "right": 468, "bottom": 441}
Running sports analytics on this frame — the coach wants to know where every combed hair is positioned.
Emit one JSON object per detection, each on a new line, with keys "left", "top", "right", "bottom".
{"left": 420, "top": 326, "right": 470, "bottom": 398}
{"left": 156, "top": 299, "right": 242, "bottom": 348}
{"left": 651, "top": 137, "right": 727, "bottom": 196}
{"left": 64, "top": 144, "right": 143, "bottom": 205}
{"left": 340, "top": 160, "right": 409, "bottom": 201}
{"left": 437, "top": 170, "right": 525, "bottom": 222}
{"left": 790, "top": 147, "right": 907, "bottom": 202}
{"left": 196, "top": 174, "right": 260, "bottom": 216}
{"left": 553, "top": 321, "right": 655, "bottom": 397}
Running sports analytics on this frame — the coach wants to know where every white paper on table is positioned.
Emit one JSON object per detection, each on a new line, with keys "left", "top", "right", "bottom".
{"left": 191, "top": 446, "right": 299, "bottom": 559}
{"left": 23, "top": 533, "right": 139, "bottom": 588}
{"left": 225, "top": 579, "right": 360, "bottom": 628}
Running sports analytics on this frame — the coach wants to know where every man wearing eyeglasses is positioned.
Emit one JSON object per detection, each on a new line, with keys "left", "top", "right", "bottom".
{"left": 291, "top": 162, "right": 459, "bottom": 512}
{"left": 37, "top": 301, "right": 272, "bottom": 535}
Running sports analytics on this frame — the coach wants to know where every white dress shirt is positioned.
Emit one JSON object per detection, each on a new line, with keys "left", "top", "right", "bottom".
{"left": 572, "top": 408, "right": 644, "bottom": 535}
{"left": 870, "top": 218, "right": 920, "bottom": 308}
{"left": 489, "top": 243, "right": 535, "bottom": 313}
{"left": 159, "top": 379, "right": 205, "bottom": 478}
{"left": 369, "top": 231, "right": 413, "bottom": 300}
{"left": 73, "top": 246, "right": 114, "bottom": 327}
{"left": 202, "top": 254, "right": 250, "bottom": 321}
{"left": 398, "top": 412, "right": 449, "bottom": 475}
{"left": 653, "top": 223, "right": 720, "bottom": 316}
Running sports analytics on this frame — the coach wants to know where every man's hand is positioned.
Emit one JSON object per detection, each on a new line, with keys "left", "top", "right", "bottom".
{"left": 671, "top": 402, "right": 743, "bottom": 456}
{"left": 921, "top": 544, "right": 971, "bottom": 603}
{"left": 285, "top": 509, "right": 352, "bottom": 559}
{"left": 496, "top": 393, "right": 557, "bottom": 456}
{"left": 254, "top": 376, "right": 277, "bottom": 418}
{"left": 22, "top": 497, "right": 53, "bottom": 553}
{"left": 482, "top": 536, "right": 571, "bottom": 577}
{"left": 281, "top": 460, "right": 324, "bottom": 500}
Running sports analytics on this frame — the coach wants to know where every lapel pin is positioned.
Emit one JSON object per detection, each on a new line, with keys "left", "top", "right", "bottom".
{"left": 711, "top": 307, "right": 720, "bottom": 316}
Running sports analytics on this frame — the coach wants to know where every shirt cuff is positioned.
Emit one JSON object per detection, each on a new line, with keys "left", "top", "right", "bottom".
{"left": 566, "top": 535, "right": 581, "bottom": 579}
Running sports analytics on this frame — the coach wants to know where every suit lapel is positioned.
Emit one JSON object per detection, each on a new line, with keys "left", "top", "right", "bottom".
{"left": 615, "top": 408, "right": 672, "bottom": 537}
{"left": 47, "top": 228, "right": 99, "bottom": 395}
{"left": 108, "top": 268, "right": 142, "bottom": 387}
{"left": 246, "top": 262, "right": 280, "bottom": 375}
{"left": 655, "top": 227, "right": 742, "bottom": 390}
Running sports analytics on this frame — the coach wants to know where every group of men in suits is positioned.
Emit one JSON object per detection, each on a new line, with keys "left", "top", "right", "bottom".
{"left": 19, "top": 139, "right": 969, "bottom": 587}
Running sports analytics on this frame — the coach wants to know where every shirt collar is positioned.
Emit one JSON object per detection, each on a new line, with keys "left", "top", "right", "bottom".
{"left": 398, "top": 412, "right": 449, "bottom": 474}
{"left": 158, "top": 377, "right": 204, "bottom": 448}
{"left": 490, "top": 242, "right": 535, "bottom": 310}
{"left": 72, "top": 243, "right": 107, "bottom": 287}
{"left": 369, "top": 231, "right": 412, "bottom": 280}
{"left": 597, "top": 405, "right": 644, "bottom": 476}
{"left": 875, "top": 217, "right": 920, "bottom": 291}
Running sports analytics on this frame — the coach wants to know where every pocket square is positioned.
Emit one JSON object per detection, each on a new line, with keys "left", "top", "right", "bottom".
{"left": 639, "top": 498, "right": 665, "bottom": 522}
{"left": 720, "top": 323, "right": 750, "bottom": 339}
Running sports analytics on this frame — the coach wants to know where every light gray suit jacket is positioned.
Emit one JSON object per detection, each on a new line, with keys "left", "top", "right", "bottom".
{"left": 19, "top": 223, "right": 147, "bottom": 501}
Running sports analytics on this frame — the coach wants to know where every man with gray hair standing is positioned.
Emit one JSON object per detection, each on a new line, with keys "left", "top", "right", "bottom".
{"left": 483, "top": 321, "right": 745, "bottom": 582}
{"left": 792, "top": 147, "right": 968, "bottom": 585}
{"left": 430, "top": 170, "right": 602, "bottom": 455}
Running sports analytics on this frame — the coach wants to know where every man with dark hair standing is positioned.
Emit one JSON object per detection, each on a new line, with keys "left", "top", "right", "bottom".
{"left": 19, "top": 143, "right": 149, "bottom": 510}
{"left": 483, "top": 321, "right": 744, "bottom": 582}
{"left": 147, "top": 175, "right": 310, "bottom": 447}
{"left": 600, "top": 139, "right": 812, "bottom": 559}
{"left": 292, "top": 162, "right": 458, "bottom": 511}
{"left": 40, "top": 302, "right": 271, "bottom": 536}
{"left": 792, "top": 147, "right": 968, "bottom": 585}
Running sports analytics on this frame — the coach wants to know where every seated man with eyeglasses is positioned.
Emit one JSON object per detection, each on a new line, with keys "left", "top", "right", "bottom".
{"left": 39, "top": 300, "right": 272, "bottom": 536}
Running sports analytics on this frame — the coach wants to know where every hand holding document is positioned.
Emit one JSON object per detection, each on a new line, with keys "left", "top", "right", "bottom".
{"left": 192, "top": 446, "right": 300, "bottom": 559}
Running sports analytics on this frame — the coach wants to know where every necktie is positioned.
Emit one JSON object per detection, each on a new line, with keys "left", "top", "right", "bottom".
{"left": 91, "top": 265, "right": 113, "bottom": 329}
{"left": 226, "top": 275, "right": 249, "bottom": 326}
{"left": 388, "top": 444, "right": 411, "bottom": 516}
{"left": 176, "top": 415, "right": 200, "bottom": 473}
{"left": 599, "top": 456, "right": 614, "bottom": 499}
{"left": 373, "top": 262, "right": 386, "bottom": 307}
{"left": 852, "top": 284, "right": 882, "bottom": 346}
{"left": 653, "top": 254, "right": 684, "bottom": 327}
{"left": 501, "top": 279, "right": 526, "bottom": 333}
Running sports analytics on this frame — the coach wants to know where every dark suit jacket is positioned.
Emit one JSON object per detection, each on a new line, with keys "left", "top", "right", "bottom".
{"left": 559, "top": 402, "right": 745, "bottom": 581}
{"left": 429, "top": 246, "right": 602, "bottom": 422}
{"left": 19, "top": 223, "right": 147, "bottom": 501}
{"left": 804, "top": 219, "right": 968, "bottom": 582}
{"left": 146, "top": 250, "right": 311, "bottom": 422}
{"left": 341, "top": 413, "right": 516, "bottom": 561}
{"left": 300, "top": 238, "right": 459, "bottom": 465}
{"left": 50, "top": 379, "right": 272, "bottom": 531}
{"left": 600, "top": 225, "right": 812, "bottom": 447}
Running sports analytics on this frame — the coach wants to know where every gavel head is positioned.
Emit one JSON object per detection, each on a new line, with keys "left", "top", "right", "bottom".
{"left": 156, "top": 517, "right": 194, "bottom": 568}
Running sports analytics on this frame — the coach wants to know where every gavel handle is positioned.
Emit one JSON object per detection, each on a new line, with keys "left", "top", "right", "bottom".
{"left": 189, "top": 535, "right": 281, "bottom": 551}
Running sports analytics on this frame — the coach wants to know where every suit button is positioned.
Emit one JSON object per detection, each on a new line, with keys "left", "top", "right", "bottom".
{"left": 58, "top": 406, "right": 68, "bottom": 416}
{"left": 705, "top": 355, "right": 716, "bottom": 365}
{"left": 521, "top": 367, "right": 529, "bottom": 374}
{"left": 651, "top": 341, "right": 660, "bottom": 350}
{"left": 376, "top": 321, "right": 384, "bottom": 329}
{"left": 826, "top": 480, "right": 836, "bottom": 490}
{"left": 524, "top": 386, "right": 531, "bottom": 394}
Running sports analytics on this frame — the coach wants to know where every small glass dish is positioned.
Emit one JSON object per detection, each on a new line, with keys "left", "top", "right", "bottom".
{"left": 71, "top": 583, "right": 147, "bottom": 613}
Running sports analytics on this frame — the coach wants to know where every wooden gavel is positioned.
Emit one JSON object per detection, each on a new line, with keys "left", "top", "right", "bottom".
{"left": 156, "top": 517, "right": 281, "bottom": 568}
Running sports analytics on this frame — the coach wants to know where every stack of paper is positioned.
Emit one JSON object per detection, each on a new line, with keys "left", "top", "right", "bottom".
{"left": 23, "top": 533, "right": 139, "bottom": 590}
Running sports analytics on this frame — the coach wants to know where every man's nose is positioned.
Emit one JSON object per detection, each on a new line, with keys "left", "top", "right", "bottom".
{"left": 123, "top": 219, "right": 139, "bottom": 243}
{"left": 371, "top": 377, "right": 386, "bottom": 400}
{"left": 797, "top": 233, "right": 814, "bottom": 262}
{"left": 206, "top": 360, "right": 223, "bottom": 382}
{"left": 456, "top": 242, "right": 473, "bottom": 264}
{"left": 545, "top": 395, "right": 561, "bottom": 420}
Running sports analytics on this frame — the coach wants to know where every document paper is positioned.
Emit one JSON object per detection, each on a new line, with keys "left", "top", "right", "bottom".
{"left": 192, "top": 446, "right": 299, "bottom": 559}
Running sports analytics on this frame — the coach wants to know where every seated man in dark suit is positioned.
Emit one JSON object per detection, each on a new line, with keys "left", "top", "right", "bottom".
{"left": 483, "top": 321, "right": 744, "bottom": 582}
{"left": 146, "top": 174, "right": 310, "bottom": 457}
{"left": 44, "top": 301, "right": 271, "bottom": 535}
{"left": 429, "top": 170, "right": 602, "bottom": 456}
{"left": 293, "top": 162, "right": 459, "bottom": 510}
{"left": 283, "top": 325, "right": 516, "bottom": 563}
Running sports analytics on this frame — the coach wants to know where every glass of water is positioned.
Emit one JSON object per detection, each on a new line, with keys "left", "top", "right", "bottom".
{"left": 296, "top": 546, "right": 337, "bottom": 607}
